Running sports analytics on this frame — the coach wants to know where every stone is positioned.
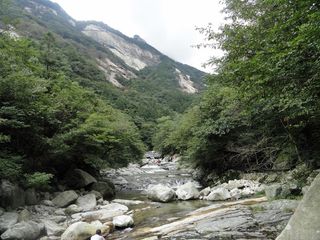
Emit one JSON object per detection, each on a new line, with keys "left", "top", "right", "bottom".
{"left": 276, "top": 173, "right": 320, "bottom": 240}
{"left": 91, "top": 181, "right": 115, "bottom": 200}
{"left": 18, "top": 209, "right": 31, "bottom": 222}
{"left": 65, "top": 169, "right": 97, "bottom": 189}
{"left": 265, "top": 184, "right": 282, "bottom": 200}
{"left": 0, "top": 180, "right": 25, "bottom": 209}
{"left": 71, "top": 203, "right": 128, "bottom": 222}
{"left": 0, "top": 221, "right": 41, "bottom": 240}
{"left": 65, "top": 204, "right": 83, "bottom": 214}
{"left": 0, "top": 212, "right": 18, "bottom": 232}
{"left": 230, "top": 188, "right": 241, "bottom": 200}
{"left": 76, "top": 193, "right": 96, "bottom": 211}
{"left": 60, "top": 221, "right": 96, "bottom": 240}
{"left": 176, "top": 182, "right": 200, "bottom": 200}
{"left": 113, "top": 215, "right": 134, "bottom": 228}
{"left": 204, "top": 187, "right": 231, "bottom": 201}
{"left": 112, "top": 199, "right": 144, "bottom": 205}
{"left": 42, "top": 200, "right": 55, "bottom": 207}
{"left": 199, "top": 187, "right": 211, "bottom": 197}
{"left": 147, "top": 184, "right": 176, "bottom": 202}
{"left": 52, "top": 190, "right": 79, "bottom": 208}
{"left": 89, "top": 190, "right": 103, "bottom": 200}
{"left": 25, "top": 188, "right": 38, "bottom": 205}
{"left": 41, "top": 219, "right": 65, "bottom": 236}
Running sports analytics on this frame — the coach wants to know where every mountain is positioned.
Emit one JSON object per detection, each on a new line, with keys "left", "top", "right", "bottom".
{"left": 0, "top": 0, "right": 206, "bottom": 146}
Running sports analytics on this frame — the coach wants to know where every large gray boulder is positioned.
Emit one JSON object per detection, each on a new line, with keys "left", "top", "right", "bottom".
{"left": 60, "top": 222, "right": 96, "bottom": 240}
{"left": 147, "top": 184, "right": 175, "bottom": 202}
{"left": 204, "top": 187, "right": 231, "bottom": 201}
{"left": 0, "top": 180, "right": 25, "bottom": 209}
{"left": 40, "top": 219, "right": 65, "bottom": 237}
{"left": 0, "top": 212, "right": 18, "bottom": 233}
{"left": 76, "top": 193, "right": 96, "bottom": 211}
{"left": 25, "top": 188, "right": 38, "bottom": 205}
{"left": 112, "top": 215, "right": 134, "bottom": 228}
{"left": 91, "top": 181, "right": 115, "bottom": 200}
{"left": 65, "top": 169, "right": 97, "bottom": 189}
{"left": 176, "top": 182, "right": 200, "bottom": 200}
{"left": 1, "top": 221, "right": 42, "bottom": 240}
{"left": 276, "top": 173, "right": 320, "bottom": 240}
{"left": 52, "top": 190, "right": 79, "bottom": 208}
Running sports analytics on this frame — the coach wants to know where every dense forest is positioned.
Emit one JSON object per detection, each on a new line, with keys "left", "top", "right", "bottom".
{"left": 153, "top": 0, "right": 320, "bottom": 174}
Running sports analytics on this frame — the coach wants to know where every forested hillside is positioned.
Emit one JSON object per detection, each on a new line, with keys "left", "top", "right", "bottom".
{"left": 154, "top": 0, "right": 320, "bottom": 174}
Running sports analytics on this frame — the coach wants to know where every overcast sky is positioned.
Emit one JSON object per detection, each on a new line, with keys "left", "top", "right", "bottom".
{"left": 51, "top": 0, "right": 225, "bottom": 72}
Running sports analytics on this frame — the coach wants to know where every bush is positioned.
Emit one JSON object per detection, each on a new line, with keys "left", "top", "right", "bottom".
{"left": 0, "top": 154, "right": 23, "bottom": 181}
{"left": 25, "top": 172, "right": 53, "bottom": 189}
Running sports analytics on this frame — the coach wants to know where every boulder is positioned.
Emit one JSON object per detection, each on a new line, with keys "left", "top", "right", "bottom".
{"left": 0, "top": 180, "right": 25, "bottom": 209}
{"left": 91, "top": 181, "right": 115, "bottom": 200}
{"left": 60, "top": 222, "right": 96, "bottom": 240}
{"left": 147, "top": 184, "right": 175, "bottom": 202}
{"left": 25, "top": 188, "right": 38, "bottom": 205}
{"left": 199, "top": 187, "right": 211, "bottom": 197}
{"left": 65, "top": 204, "right": 83, "bottom": 215}
{"left": 113, "top": 215, "right": 134, "bottom": 228}
{"left": 1, "top": 221, "right": 42, "bottom": 240}
{"left": 41, "top": 219, "right": 65, "bottom": 236}
{"left": 176, "top": 182, "right": 200, "bottom": 200}
{"left": 230, "top": 188, "right": 241, "bottom": 200}
{"left": 76, "top": 193, "right": 96, "bottom": 211}
{"left": 204, "top": 187, "right": 231, "bottom": 201}
{"left": 18, "top": 209, "right": 31, "bottom": 222}
{"left": 52, "top": 190, "right": 79, "bottom": 208}
{"left": 71, "top": 203, "right": 128, "bottom": 222}
{"left": 0, "top": 212, "right": 18, "bottom": 232}
{"left": 65, "top": 169, "right": 97, "bottom": 189}
{"left": 276, "top": 173, "right": 320, "bottom": 240}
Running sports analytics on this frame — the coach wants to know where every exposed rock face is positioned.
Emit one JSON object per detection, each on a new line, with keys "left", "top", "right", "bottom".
{"left": 0, "top": 180, "right": 25, "bottom": 209}
{"left": 0, "top": 221, "right": 42, "bottom": 240}
{"left": 65, "top": 169, "right": 97, "bottom": 189}
{"left": 52, "top": 190, "right": 79, "bottom": 208}
{"left": 276, "top": 173, "right": 320, "bottom": 240}
{"left": 175, "top": 68, "right": 198, "bottom": 93}
{"left": 0, "top": 212, "right": 18, "bottom": 233}
{"left": 76, "top": 193, "right": 97, "bottom": 211}
{"left": 147, "top": 184, "right": 176, "bottom": 202}
{"left": 113, "top": 215, "right": 134, "bottom": 228}
{"left": 175, "top": 182, "right": 200, "bottom": 200}
{"left": 82, "top": 24, "right": 161, "bottom": 71}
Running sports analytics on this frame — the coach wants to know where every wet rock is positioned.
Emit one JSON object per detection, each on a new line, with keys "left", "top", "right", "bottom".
{"left": 76, "top": 193, "right": 96, "bottom": 211}
{"left": 113, "top": 215, "right": 134, "bottom": 228}
{"left": 276, "top": 173, "right": 320, "bottom": 240}
{"left": 65, "top": 169, "right": 97, "bottom": 189}
{"left": 1, "top": 220, "right": 42, "bottom": 240}
{"left": 204, "top": 187, "right": 231, "bottom": 201}
{"left": 147, "top": 184, "right": 175, "bottom": 202}
{"left": 0, "top": 212, "right": 18, "bottom": 232}
{"left": 176, "top": 182, "right": 200, "bottom": 200}
{"left": 52, "top": 190, "right": 79, "bottom": 208}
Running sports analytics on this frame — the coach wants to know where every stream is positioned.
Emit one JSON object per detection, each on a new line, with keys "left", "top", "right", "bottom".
{"left": 103, "top": 152, "right": 297, "bottom": 240}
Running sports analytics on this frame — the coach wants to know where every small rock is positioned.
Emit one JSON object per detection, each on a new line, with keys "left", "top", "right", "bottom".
{"left": 65, "top": 204, "right": 83, "bottom": 214}
{"left": 42, "top": 200, "right": 55, "bottom": 207}
{"left": 113, "top": 215, "right": 134, "bottom": 228}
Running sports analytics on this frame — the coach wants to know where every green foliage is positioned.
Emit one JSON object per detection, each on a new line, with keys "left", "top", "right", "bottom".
{"left": 24, "top": 172, "right": 53, "bottom": 189}
{"left": 154, "top": 0, "right": 320, "bottom": 173}
{"left": 0, "top": 154, "right": 23, "bottom": 181}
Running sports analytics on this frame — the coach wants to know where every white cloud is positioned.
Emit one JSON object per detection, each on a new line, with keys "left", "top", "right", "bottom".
{"left": 52, "top": 0, "right": 225, "bottom": 72}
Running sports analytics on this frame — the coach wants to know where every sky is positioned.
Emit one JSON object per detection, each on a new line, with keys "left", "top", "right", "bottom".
{"left": 51, "top": 0, "right": 226, "bottom": 72}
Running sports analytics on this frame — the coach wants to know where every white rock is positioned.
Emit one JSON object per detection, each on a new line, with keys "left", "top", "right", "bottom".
{"left": 1, "top": 221, "right": 41, "bottom": 240}
{"left": 65, "top": 204, "right": 83, "bottom": 214}
{"left": 76, "top": 194, "right": 96, "bottom": 211}
{"left": 176, "top": 182, "right": 200, "bottom": 200}
{"left": 199, "top": 187, "right": 211, "bottom": 197}
{"left": 204, "top": 187, "right": 231, "bottom": 201}
{"left": 0, "top": 212, "right": 18, "bottom": 232}
{"left": 41, "top": 219, "right": 65, "bottom": 236}
{"left": 230, "top": 188, "right": 241, "bottom": 200}
{"left": 52, "top": 191, "right": 78, "bottom": 208}
{"left": 147, "top": 184, "right": 176, "bottom": 202}
{"left": 113, "top": 215, "right": 134, "bottom": 228}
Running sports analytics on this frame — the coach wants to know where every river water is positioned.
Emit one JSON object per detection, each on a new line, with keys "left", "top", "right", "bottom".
{"left": 103, "top": 153, "right": 295, "bottom": 240}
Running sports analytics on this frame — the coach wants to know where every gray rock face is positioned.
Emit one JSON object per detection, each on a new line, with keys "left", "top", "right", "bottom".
{"left": 91, "top": 181, "right": 115, "bottom": 200}
{"left": 65, "top": 169, "right": 97, "bottom": 189}
{"left": 147, "top": 184, "right": 176, "bottom": 202}
{"left": 52, "top": 190, "right": 79, "bottom": 208}
{"left": 1, "top": 221, "right": 42, "bottom": 240}
{"left": 0, "top": 212, "right": 18, "bottom": 233}
{"left": 276, "top": 173, "right": 320, "bottom": 240}
{"left": 175, "top": 182, "right": 200, "bottom": 200}
{"left": 76, "top": 193, "right": 96, "bottom": 211}
{"left": 113, "top": 215, "right": 134, "bottom": 228}
{"left": 0, "top": 180, "right": 25, "bottom": 209}
{"left": 25, "top": 188, "right": 38, "bottom": 205}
